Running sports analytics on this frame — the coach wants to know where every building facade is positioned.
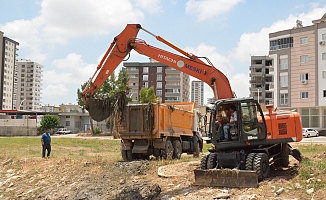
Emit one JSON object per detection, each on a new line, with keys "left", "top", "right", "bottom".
{"left": 15, "top": 59, "right": 43, "bottom": 111}
{"left": 124, "top": 59, "right": 190, "bottom": 103}
{"left": 267, "top": 14, "right": 326, "bottom": 129}
{"left": 191, "top": 80, "right": 204, "bottom": 106}
{"left": 249, "top": 56, "right": 273, "bottom": 105}
{"left": 0, "top": 31, "right": 19, "bottom": 110}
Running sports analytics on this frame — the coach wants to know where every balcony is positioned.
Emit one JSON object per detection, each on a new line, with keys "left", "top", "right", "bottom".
{"left": 129, "top": 77, "right": 139, "bottom": 82}
{"left": 165, "top": 84, "right": 180, "bottom": 89}
{"left": 269, "top": 43, "right": 293, "bottom": 51}
{"left": 165, "top": 92, "right": 181, "bottom": 97}
{"left": 249, "top": 65, "right": 263, "bottom": 70}
{"left": 250, "top": 79, "right": 262, "bottom": 84}
{"left": 165, "top": 69, "right": 180, "bottom": 74}
{"left": 126, "top": 69, "right": 139, "bottom": 74}
{"left": 165, "top": 77, "right": 180, "bottom": 81}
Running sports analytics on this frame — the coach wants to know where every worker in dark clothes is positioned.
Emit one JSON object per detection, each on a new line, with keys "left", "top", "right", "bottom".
{"left": 41, "top": 129, "right": 51, "bottom": 158}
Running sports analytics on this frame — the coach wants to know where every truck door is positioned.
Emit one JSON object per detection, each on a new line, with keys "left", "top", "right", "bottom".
{"left": 240, "top": 101, "right": 267, "bottom": 142}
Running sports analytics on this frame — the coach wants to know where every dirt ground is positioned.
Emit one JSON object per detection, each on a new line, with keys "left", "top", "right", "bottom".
{"left": 1, "top": 149, "right": 326, "bottom": 200}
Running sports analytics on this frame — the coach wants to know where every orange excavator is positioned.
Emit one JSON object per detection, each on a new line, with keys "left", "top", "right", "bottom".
{"left": 82, "top": 24, "right": 303, "bottom": 187}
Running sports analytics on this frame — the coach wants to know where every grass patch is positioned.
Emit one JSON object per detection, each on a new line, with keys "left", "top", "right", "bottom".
{"left": 0, "top": 137, "right": 121, "bottom": 163}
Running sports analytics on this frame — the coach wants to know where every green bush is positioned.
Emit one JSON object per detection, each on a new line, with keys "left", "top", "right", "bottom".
{"left": 91, "top": 126, "right": 102, "bottom": 134}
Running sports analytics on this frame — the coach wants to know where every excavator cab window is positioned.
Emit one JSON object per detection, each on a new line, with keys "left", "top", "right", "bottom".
{"left": 240, "top": 101, "right": 267, "bottom": 141}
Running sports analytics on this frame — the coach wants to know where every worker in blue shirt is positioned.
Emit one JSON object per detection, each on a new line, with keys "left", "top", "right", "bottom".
{"left": 41, "top": 129, "right": 51, "bottom": 158}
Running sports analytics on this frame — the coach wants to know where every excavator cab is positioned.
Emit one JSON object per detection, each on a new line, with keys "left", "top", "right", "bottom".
{"left": 206, "top": 98, "right": 267, "bottom": 148}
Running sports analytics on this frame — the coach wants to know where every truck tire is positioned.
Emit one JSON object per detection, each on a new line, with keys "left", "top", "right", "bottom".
{"left": 121, "top": 150, "right": 132, "bottom": 162}
{"left": 281, "top": 143, "right": 289, "bottom": 167}
{"left": 253, "top": 153, "right": 270, "bottom": 181}
{"left": 163, "top": 140, "right": 174, "bottom": 160}
{"left": 172, "top": 140, "right": 182, "bottom": 159}
{"left": 200, "top": 154, "right": 209, "bottom": 169}
{"left": 207, "top": 153, "right": 218, "bottom": 169}
{"left": 245, "top": 153, "right": 256, "bottom": 170}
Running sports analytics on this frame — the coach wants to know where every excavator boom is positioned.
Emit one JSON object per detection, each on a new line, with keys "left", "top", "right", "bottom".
{"left": 82, "top": 24, "right": 233, "bottom": 103}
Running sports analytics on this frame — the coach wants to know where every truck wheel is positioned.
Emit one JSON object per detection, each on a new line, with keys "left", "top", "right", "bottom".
{"left": 207, "top": 153, "right": 218, "bottom": 169}
{"left": 163, "top": 140, "right": 174, "bottom": 160}
{"left": 200, "top": 154, "right": 209, "bottom": 169}
{"left": 281, "top": 143, "right": 289, "bottom": 167}
{"left": 245, "top": 153, "right": 256, "bottom": 170}
{"left": 121, "top": 150, "right": 132, "bottom": 162}
{"left": 253, "top": 153, "right": 270, "bottom": 181}
{"left": 172, "top": 140, "right": 182, "bottom": 159}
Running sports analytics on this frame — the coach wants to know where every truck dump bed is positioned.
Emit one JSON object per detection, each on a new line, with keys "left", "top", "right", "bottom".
{"left": 114, "top": 102, "right": 196, "bottom": 139}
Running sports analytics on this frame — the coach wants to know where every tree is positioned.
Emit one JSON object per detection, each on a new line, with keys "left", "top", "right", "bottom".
{"left": 39, "top": 115, "right": 60, "bottom": 133}
{"left": 139, "top": 86, "right": 157, "bottom": 103}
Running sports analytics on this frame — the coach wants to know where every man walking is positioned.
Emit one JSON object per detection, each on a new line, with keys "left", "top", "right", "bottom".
{"left": 41, "top": 129, "right": 51, "bottom": 158}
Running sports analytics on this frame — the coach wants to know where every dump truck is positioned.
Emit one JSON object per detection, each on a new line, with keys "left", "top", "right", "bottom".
{"left": 82, "top": 24, "right": 303, "bottom": 187}
{"left": 113, "top": 102, "right": 203, "bottom": 161}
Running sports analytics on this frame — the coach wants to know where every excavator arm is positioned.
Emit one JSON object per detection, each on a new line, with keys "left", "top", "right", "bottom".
{"left": 82, "top": 24, "right": 234, "bottom": 121}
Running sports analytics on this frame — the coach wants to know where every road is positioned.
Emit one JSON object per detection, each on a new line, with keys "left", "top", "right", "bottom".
{"left": 300, "top": 135, "right": 326, "bottom": 143}
{"left": 52, "top": 133, "right": 114, "bottom": 139}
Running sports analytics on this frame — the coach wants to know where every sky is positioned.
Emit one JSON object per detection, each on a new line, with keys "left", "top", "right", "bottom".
{"left": 1, "top": 0, "right": 326, "bottom": 106}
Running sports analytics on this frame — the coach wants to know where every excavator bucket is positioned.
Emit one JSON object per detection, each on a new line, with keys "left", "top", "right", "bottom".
{"left": 85, "top": 97, "right": 111, "bottom": 122}
{"left": 193, "top": 169, "right": 258, "bottom": 188}
{"left": 85, "top": 92, "right": 129, "bottom": 122}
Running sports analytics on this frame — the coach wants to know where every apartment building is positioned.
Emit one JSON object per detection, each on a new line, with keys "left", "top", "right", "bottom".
{"left": 0, "top": 31, "right": 19, "bottom": 110}
{"left": 191, "top": 80, "right": 204, "bottom": 106}
{"left": 124, "top": 58, "right": 190, "bottom": 103}
{"left": 15, "top": 59, "right": 43, "bottom": 111}
{"left": 267, "top": 14, "right": 326, "bottom": 129}
{"left": 249, "top": 56, "right": 273, "bottom": 105}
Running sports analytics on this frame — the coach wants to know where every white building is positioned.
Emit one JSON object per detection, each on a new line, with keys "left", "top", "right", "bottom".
{"left": 15, "top": 59, "right": 43, "bottom": 111}
{"left": 0, "top": 31, "right": 19, "bottom": 110}
{"left": 191, "top": 81, "right": 204, "bottom": 106}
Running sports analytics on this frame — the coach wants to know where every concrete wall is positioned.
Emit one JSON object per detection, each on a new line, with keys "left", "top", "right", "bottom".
{"left": 0, "top": 119, "right": 38, "bottom": 136}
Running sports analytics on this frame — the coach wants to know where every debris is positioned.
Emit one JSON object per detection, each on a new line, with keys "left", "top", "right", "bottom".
{"left": 275, "top": 187, "right": 284, "bottom": 195}
{"left": 117, "top": 182, "right": 161, "bottom": 200}
{"left": 295, "top": 183, "right": 302, "bottom": 189}
{"left": 213, "top": 192, "right": 230, "bottom": 199}
{"left": 249, "top": 194, "right": 258, "bottom": 200}
{"left": 306, "top": 188, "right": 314, "bottom": 195}
{"left": 3, "top": 158, "right": 13, "bottom": 166}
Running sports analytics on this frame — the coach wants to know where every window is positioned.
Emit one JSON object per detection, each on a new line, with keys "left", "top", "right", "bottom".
{"left": 323, "top": 71, "right": 326, "bottom": 79}
{"left": 322, "top": 53, "right": 326, "bottom": 60}
{"left": 157, "top": 82, "right": 162, "bottom": 88}
{"left": 280, "top": 93, "right": 288, "bottom": 105}
{"left": 300, "top": 73, "right": 309, "bottom": 80}
{"left": 322, "top": 34, "right": 326, "bottom": 41}
{"left": 301, "top": 92, "right": 308, "bottom": 99}
{"left": 143, "top": 75, "right": 148, "bottom": 81}
{"left": 65, "top": 121, "right": 70, "bottom": 126}
{"left": 324, "top": 90, "right": 326, "bottom": 97}
{"left": 143, "top": 67, "right": 148, "bottom": 73}
{"left": 280, "top": 75, "right": 288, "bottom": 87}
{"left": 300, "top": 37, "right": 308, "bottom": 44}
{"left": 143, "top": 82, "right": 148, "bottom": 88}
{"left": 279, "top": 58, "right": 288, "bottom": 70}
{"left": 156, "top": 90, "right": 162, "bottom": 96}
{"left": 157, "top": 67, "right": 162, "bottom": 73}
{"left": 300, "top": 55, "right": 308, "bottom": 63}
{"left": 157, "top": 74, "right": 162, "bottom": 81}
